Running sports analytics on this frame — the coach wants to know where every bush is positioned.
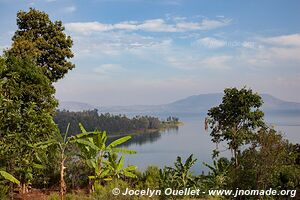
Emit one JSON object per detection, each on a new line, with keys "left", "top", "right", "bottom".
{"left": 0, "top": 185, "right": 9, "bottom": 200}
{"left": 91, "top": 179, "right": 154, "bottom": 200}
{"left": 65, "top": 192, "right": 91, "bottom": 200}
{"left": 48, "top": 192, "right": 59, "bottom": 200}
{"left": 92, "top": 179, "right": 132, "bottom": 200}
{"left": 137, "top": 166, "right": 160, "bottom": 189}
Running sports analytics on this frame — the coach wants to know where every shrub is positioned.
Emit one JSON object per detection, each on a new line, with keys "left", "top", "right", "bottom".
{"left": 0, "top": 185, "right": 9, "bottom": 200}
{"left": 48, "top": 192, "right": 59, "bottom": 200}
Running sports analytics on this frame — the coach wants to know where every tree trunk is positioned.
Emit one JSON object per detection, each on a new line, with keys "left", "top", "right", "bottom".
{"left": 20, "top": 182, "right": 28, "bottom": 194}
{"left": 234, "top": 149, "right": 238, "bottom": 167}
{"left": 60, "top": 154, "right": 66, "bottom": 200}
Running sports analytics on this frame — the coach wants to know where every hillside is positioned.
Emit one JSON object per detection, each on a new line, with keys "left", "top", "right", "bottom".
{"left": 58, "top": 101, "right": 96, "bottom": 111}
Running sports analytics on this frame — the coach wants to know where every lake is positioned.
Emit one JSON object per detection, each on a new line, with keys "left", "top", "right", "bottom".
{"left": 120, "top": 113, "right": 300, "bottom": 174}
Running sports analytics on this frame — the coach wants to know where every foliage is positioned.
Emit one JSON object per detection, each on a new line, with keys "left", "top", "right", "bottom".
{"left": 203, "top": 157, "right": 231, "bottom": 189}
{"left": 65, "top": 159, "right": 91, "bottom": 189}
{"left": 0, "top": 57, "right": 58, "bottom": 193}
{"left": 206, "top": 88, "right": 299, "bottom": 199}
{"left": 0, "top": 170, "right": 20, "bottom": 200}
{"left": 65, "top": 193, "right": 91, "bottom": 200}
{"left": 233, "top": 128, "right": 300, "bottom": 191}
{"left": 0, "top": 184, "right": 9, "bottom": 200}
{"left": 31, "top": 145, "right": 60, "bottom": 189}
{"left": 1, "top": 7, "right": 74, "bottom": 195}
{"left": 48, "top": 192, "right": 60, "bottom": 200}
{"left": 75, "top": 125, "right": 137, "bottom": 188}
{"left": 5, "top": 8, "right": 74, "bottom": 82}
{"left": 35, "top": 124, "right": 97, "bottom": 199}
{"left": 54, "top": 110, "right": 179, "bottom": 135}
{"left": 207, "top": 87, "right": 265, "bottom": 165}
{"left": 137, "top": 166, "right": 161, "bottom": 189}
{"left": 92, "top": 179, "right": 132, "bottom": 200}
{"left": 104, "top": 152, "right": 137, "bottom": 179}
{"left": 159, "top": 154, "right": 199, "bottom": 199}
{"left": 0, "top": 170, "right": 20, "bottom": 185}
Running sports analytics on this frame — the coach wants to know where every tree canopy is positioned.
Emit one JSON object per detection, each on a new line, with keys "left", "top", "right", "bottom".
{"left": 207, "top": 87, "right": 265, "bottom": 165}
{"left": 5, "top": 8, "right": 74, "bottom": 82}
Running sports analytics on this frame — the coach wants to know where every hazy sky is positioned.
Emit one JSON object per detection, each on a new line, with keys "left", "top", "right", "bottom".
{"left": 1, "top": 0, "right": 300, "bottom": 106}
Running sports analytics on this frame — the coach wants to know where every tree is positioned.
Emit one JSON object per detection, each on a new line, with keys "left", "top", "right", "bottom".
{"left": 75, "top": 125, "right": 137, "bottom": 191}
{"left": 5, "top": 8, "right": 74, "bottom": 82}
{"left": 206, "top": 87, "right": 265, "bottom": 166}
{"left": 241, "top": 128, "right": 300, "bottom": 191}
{"left": 35, "top": 124, "right": 98, "bottom": 200}
{"left": 160, "top": 154, "right": 197, "bottom": 191}
{"left": 1, "top": 8, "right": 74, "bottom": 194}
{"left": 203, "top": 157, "right": 231, "bottom": 189}
{"left": 0, "top": 57, "right": 58, "bottom": 194}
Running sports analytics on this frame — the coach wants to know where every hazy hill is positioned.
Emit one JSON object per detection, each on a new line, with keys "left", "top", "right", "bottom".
{"left": 58, "top": 101, "right": 96, "bottom": 111}
{"left": 59, "top": 93, "right": 300, "bottom": 115}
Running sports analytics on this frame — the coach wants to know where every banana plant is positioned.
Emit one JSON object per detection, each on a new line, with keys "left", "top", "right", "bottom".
{"left": 203, "top": 157, "right": 231, "bottom": 189}
{"left": 104, "top": 152, "right": 137, "bottom": 179}
{"left": 172, "top": 154, "right": 197, "bottom": 188}
{"left": 0, "top": 170, "right": 19, "bottom": 200}
{"left": 160, "top": 154, "right": 197, "bottom": 189}
{"left": 75, "top": 124, "right": 137, "bottom": 191}
{"left": 0, "top": 170, "right": 20, "bottom": 185}
{"left": 35, "top": 123, "right": 97, "bottom": 200}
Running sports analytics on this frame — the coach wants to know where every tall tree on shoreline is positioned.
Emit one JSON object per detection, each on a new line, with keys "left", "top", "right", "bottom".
{"left": 0, "top": 8, "right": 75, "bottom": 194}
{"left": 207, "top": 87, "right": 265, "bottom": 166}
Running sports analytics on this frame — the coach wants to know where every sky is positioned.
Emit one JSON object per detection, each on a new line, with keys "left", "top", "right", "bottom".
{"left": 1, "top": 0, "right": 300, "bottom": 106}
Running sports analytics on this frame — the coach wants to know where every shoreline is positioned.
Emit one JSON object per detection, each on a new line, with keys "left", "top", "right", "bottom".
{"left": 107, "top": 122, "right": 184, "bottom": 138}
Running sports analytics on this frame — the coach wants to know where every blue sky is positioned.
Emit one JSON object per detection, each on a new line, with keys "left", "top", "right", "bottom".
{"left": 1, "top": 0, "right": 300, "bottom": 106}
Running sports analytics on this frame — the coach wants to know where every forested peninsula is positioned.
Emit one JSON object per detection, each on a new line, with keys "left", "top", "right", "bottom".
{"left": 54, "top": 109, "right": 181, "bottom": 135}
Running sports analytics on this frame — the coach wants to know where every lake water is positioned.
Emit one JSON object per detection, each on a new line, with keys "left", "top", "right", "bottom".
{"left": 120, "top": 113, "right": 300, "bottom": 174}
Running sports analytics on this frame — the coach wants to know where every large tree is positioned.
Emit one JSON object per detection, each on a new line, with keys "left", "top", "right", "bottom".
{"left": 206, "top": 87, "right": 265, "bottom": 166}
{"left": 1, "top": 8, "right": 74, "bottom": 195}
{"left": 5, "top": 8, "right": 74, "bottom": 82}
{"left": 0, "top": 57, "right": 58, "bottom": 193}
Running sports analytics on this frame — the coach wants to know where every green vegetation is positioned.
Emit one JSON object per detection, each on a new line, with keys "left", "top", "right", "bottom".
{"left": 54, "top": 109, "right": 181, "bottom": 135}
{"left": 75, "top": 125, "right": 137, "bottom": 191}
{"left": 206, "top": 87, "right": 265, "bottom": 165}
{"left": 5, "top": 8, "right": 74, "bottom": 82}
{"left": 0, "top": 8, "right": 299, "bottom": 200}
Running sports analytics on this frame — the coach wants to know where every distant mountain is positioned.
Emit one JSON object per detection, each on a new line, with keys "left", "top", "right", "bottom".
{"left": 101, "top": 93, "right": 300, "bottom": 115}
{"left": 163, "top": 93, "right": 223, "bottom": 113}
{"left": 59, "top": 94, "right": 300, "bottom": 115}
{"left": 58, "top": 101, "right": 96, "bottom": 111}
{"left": 260, "top": 94, "right": 300, "bottom": 112}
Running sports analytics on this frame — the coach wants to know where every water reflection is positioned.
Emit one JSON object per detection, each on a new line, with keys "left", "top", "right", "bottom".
{"left": 108, "top": 113, "right": 299, "bottom": 173}
{"left": 107, "top": 127, "right": 179, "bottom": 147}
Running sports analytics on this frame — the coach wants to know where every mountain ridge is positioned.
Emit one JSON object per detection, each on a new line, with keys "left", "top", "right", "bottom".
{"left": 58, "top": 93, "right": 300, "bottom": 114}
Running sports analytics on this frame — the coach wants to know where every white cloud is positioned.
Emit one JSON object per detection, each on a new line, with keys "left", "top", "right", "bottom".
{"left": 66, "top": 22, "right": 111, "bottom": 33}
{"left": 70, "top": 30, "right": 172, "bottom": 58}
{"left": 236, "top": 33, "right": 300, "bottom": 68}
{"left": 64, "top": 5, "right": 76, "bottom": 13}
{"left": 196, "top": 37, "right": 226, "bottom": 48}
{"left": 195, "top": 19, "right": 231, "bottom": 30}
{"left": 94, "top": 64, "right": 125, "bottom": 75}
{"left": 201, "top": 55, "right": 232, "bottom": 69}
{"left": 260, "top": 33, "right": 300, "bottom": 47}
{"left": 65, "top": 17, "right": 231, "bottom": 34}
{"left": 166, "top": 54, "right": 232, "bottom": 70}
{"left": 137, "top": 19, "right": 177, "bottom": 32}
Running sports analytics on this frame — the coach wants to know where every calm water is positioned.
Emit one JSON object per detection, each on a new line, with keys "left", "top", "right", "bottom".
{"left": 120, "top": 113, "right": 300, "bottom": 174}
